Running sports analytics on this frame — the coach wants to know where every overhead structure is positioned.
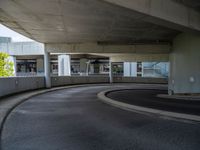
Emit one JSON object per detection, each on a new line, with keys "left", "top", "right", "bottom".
{"left": 0, "top": 0, "right": 182, "bottom": 44}
{"left": 0, "top": 0, "right": 200, "bottom": 94}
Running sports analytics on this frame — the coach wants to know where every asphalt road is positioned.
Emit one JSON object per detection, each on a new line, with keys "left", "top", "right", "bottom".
{"left": 1, "top": 84, "right": 200, "bottom": 150}
{"left": 106, "top": 89, "right": 200, "bottom": 115}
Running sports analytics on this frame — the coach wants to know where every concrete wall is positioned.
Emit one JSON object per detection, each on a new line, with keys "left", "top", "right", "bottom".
{"left": 113, "top": 77, "right": 168, "bottom": 84}
{"left": 0, "top": 76, "right": 168, "bottom": 97}
{"left": 0, "top": 77, "right": 45, "bottom": 97}
{"left": 111, "top": 54, "right": 169, "bottom": 62}
{"left": 51, "top": 76, "right": 109, "bottom": 87}
{"left": 124, "top": 62, "right": 137, "bottom": 77}
{"left": 0, "top": 42, "right": 44, "bottom": 56}
{"left": 52, "top": 76, "right": 167, "bottom": 87}
{"left": 169, "top": 33, "right": 200, "bottom": 94}
{"left": 46, "top": 43, "right": 171, "bottom": 54}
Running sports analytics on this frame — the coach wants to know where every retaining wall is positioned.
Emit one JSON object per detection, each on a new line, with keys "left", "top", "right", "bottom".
{"left": 0, "top": 76, "right": 168, "bottom": 97}
{"left": 0, "top": 77, "right": 45, "bottom": 97}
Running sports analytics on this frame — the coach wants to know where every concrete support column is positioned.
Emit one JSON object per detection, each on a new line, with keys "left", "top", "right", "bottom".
{"left": 8, "top": 56, "right": 16, "bottom": 76}
{"left": 80, "top": 58, "right": 88, "bottom": 76}
{"left": 86, "top": 61, "right": 90, "bottom": 76}
{"left": 44, "top": 50, "right": 51, "bottom": 88}
{"left": 123, "top": 62, "right": 137, "bottom": 77}
{"left": 58, "top": 54, "right": 71, "bottom": 76}
{"left": 169, "top": 33, "right": 200, "bottom": 94}
{"left": 109, "top": 59, "right": 113, "bottom": 83}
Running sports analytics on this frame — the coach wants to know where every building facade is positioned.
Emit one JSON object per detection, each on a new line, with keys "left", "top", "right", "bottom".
{"left": 0, "top": 37, "right": 168, "bottom": 78}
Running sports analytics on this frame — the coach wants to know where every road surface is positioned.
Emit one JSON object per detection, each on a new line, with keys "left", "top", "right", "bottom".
{"left": 1, "top": 84, "right": 200, "bottom": 150}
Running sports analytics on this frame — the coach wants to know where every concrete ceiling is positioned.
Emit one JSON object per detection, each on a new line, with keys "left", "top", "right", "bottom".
{"left": 0, "top": 0, "right": 180, "bottom": 44}
{"left": 173, "top": 0, "right": 200, "bottom": 12}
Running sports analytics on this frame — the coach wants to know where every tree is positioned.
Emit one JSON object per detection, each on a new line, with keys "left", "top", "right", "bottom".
{"left": 0, "top": 52, "right": 14, "bottom": 77}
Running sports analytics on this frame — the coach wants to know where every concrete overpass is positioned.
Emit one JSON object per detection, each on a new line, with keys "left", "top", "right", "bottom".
{"left": 0, "top": 0, "right": 200, "bottom": 94}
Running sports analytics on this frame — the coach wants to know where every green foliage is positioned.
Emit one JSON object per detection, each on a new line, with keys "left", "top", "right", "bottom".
{"left": 0, "top": 52, "right": 14, "bottom": 77}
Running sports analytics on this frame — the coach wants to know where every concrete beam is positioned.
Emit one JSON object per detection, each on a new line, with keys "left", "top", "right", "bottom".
{"left": 45, "top": 43, "right": 171, "bottom": 54}
{"left": 110, "top": 54, "right": 169, "bottom": 62}
{"left": 0, "top": 42, "right": 44, "bottom": 56}
{"left": 103, "top": 0, "right": 200, "bottom": 33}
{"left": 44, "top": 50, "right": 51, "bottom": 88}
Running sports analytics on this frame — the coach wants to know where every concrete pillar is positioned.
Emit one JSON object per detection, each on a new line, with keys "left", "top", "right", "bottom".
{"left": 58, "top": 54, "right": 71, "bottom": 76}
{"left": 109, "top": 59, "right": 113, "bottom": 83}
{"left": 169, "top": 33, "right": 200, "bottom": 94}
{"left": 44, "top": 50, "right": 51, "bottom": 88}
{"left": 8, "top": 56, "right": 16, "bottom": 76}
{"left": 86, "top": 60, "right": 90, "bottom": 76}
{"left": 131, "top": 62, "right": 137, "bottom": 77}
{"left": 36, "top": 58, "right": 44, "bottom": 76}
{"left": 80, "top": 58, "right": 88, "bottom": 76}
{"left": 123, "top": 62, "right": 137, "bottom": 77}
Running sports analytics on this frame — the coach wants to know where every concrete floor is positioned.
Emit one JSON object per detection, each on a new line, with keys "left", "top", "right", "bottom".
{"left": 1, "top": 84, "right": 200, "bottom": 150}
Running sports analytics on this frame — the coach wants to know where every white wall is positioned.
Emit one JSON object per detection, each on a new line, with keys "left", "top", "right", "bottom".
{"left": 0, "top": 42, "right": 44, "bottom": 56}
{"left": 58, "top": 55, "right": 71, "bottom": 76}
{"left": 123, "top": 62, "right": 137, "bottom": 77}
{"left": 0, "top": 76, "right": 168, "bottom": 97}
{"left": 169, "top": 33, "right": 200, "bottom": 94}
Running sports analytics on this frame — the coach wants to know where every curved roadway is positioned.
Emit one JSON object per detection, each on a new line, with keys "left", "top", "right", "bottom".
{"left": 1, "top": 84, "right": 200, "bottom": 150}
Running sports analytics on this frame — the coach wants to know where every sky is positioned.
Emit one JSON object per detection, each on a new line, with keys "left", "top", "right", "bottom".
{"left": 0, "top": 24, "right": 33, "bottom": 42}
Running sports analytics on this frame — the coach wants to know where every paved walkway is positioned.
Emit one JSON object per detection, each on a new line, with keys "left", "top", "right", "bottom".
{"left": 1, "top": 84, "right": 200, "bottom": 150}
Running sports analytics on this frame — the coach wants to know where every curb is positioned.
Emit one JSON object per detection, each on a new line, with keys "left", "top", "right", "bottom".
{"left": 97, "top": 90, "right": 200, "bottom": 122}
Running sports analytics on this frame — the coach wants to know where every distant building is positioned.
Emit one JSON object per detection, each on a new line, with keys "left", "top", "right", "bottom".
{"left": 0, "top": 37, "right": 11, "bottom": 43}
{"left": 0, "top": 37, "right": 110, "bottom": 76}
{"left": 0, "top": 37, "right": 168, "bottom": 77}
{"left": 0, "top": 37, "right": 44, "bottom": 76}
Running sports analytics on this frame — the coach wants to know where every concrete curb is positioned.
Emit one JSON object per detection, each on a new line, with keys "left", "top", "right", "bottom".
{"left": 97, "top": 90, "right": 200, "bottom": 122}
{"left": 0, "top": 83, "right": 109, "bottom": 147}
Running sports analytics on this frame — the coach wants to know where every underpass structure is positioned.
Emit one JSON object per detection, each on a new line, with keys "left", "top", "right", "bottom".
{"left": 0, "top": 0, "right": 199, "bottom": 94}
{"left": 0, "top": 1, "right": 200, "bottom": 149}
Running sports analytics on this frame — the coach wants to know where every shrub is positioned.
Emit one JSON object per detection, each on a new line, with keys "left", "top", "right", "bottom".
{"left": 0, "top": 52, "right": 14, "bottom": 77}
